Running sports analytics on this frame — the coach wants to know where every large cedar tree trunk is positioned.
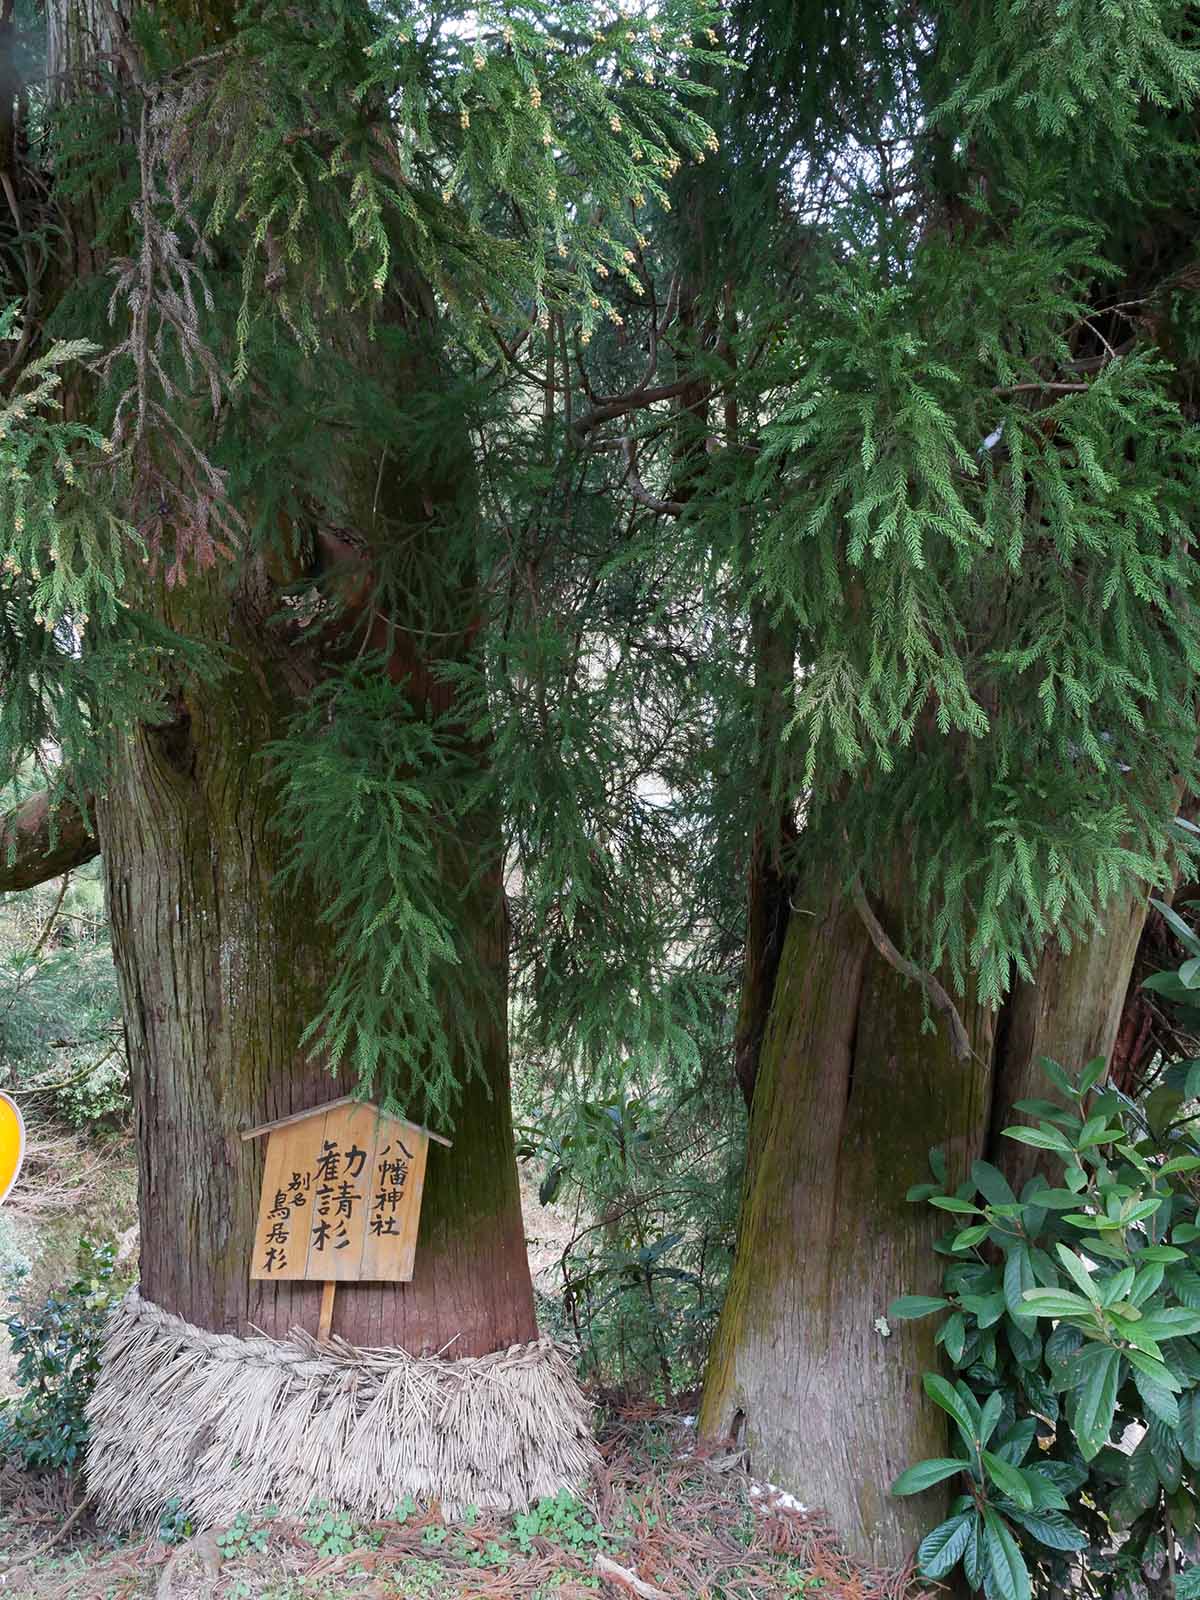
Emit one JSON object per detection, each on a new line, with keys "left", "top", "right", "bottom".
{"left": 700, "top": 879, "right": 1151, "bottom": 1565}
{"left": 699, "top": 885, "right": 995, "bottom": 1563}
{"left": 96, "top": 563, "right": 535, "bottom": 1352}
{"left": 32, "top": 0, "right": 537, "bottom": 1356}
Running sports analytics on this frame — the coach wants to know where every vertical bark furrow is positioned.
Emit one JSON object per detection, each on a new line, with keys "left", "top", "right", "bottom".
{"left": 98, "top": 570, "right": 536, "bottom": 1353}
{"left": 989, "top": 891, "right": 1149, "bottom": 1190}
{"left": 701, "top": 882, "right": 996, "bottom": 1564}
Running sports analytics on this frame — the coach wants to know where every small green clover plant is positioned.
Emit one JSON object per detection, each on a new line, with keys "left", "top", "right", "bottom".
{"left": 893, "top": 1055, "right": 1200, "bottom": 1599}
{"left": 512, "top": 1489, "right": 609, "bottom": 1554}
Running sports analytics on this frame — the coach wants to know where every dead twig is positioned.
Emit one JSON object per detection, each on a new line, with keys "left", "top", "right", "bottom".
{"left": 16, "top": 1492, "right": 94, "bottom": 1563}
{"left": 990, "top": 381, "right": 1090, "bottom": 395}
{"left": 595, "top": 1553, "right": 671, "bottom": 1598}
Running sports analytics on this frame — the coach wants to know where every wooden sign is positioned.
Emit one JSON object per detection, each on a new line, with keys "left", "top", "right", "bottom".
{"left": 243, "top": 1096, "right": 449, "bottom": 1286}
{"left": 0, "top": 1092, "right": 25, "bottom": 1206}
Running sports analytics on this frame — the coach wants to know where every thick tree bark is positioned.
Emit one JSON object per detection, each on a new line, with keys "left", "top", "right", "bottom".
{"left": 93, "top": 560, "right": 535, "bottom": 1353}
{"left": 699, "top": 885, "right": 995, "bottom": 1565}
{"left": 989, "top": 892, "right": 1150, "bottom": 1190}
{"left": 701, "top": 877, "right": 1153, "bottom": 1565}
{"left": 734, "top": 611, "right": 798, "bottom": 1108}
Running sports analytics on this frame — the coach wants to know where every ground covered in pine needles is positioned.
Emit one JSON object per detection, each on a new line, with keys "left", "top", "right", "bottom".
{"left": 0, "top": 1408, "right": 920, "bottom": 1600}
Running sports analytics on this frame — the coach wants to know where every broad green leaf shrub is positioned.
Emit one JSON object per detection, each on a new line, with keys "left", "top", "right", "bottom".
{"left": 892, "top": 1056, "right": 1200, "bottom": 1599}
{"left": 0, "top": 1237, "right": 119, "bottom": 1473}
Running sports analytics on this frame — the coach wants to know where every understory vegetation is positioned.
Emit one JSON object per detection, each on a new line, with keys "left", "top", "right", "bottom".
{"left": 893, "top": 922, "right": 1200, "bottom": 1600}
{"left": 0, "top": 1406, "right": 851, "bottom": 1599}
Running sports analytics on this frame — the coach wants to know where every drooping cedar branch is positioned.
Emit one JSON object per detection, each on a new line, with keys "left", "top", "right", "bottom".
{"left": 0, "top": 787, "right": 99, "bottom": 891}
{"left": 850, "top": 876, "right": 972, "bottom": 1062}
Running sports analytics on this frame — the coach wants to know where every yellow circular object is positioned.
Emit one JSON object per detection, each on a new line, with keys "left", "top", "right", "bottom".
{"left": 0, "top": 1092, "right": 25, "bottom": 1205}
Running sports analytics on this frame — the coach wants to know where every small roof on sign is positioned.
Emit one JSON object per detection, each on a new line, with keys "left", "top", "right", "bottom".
{"left": 239, "top": 1094, "right": 452, "bottom": 1148}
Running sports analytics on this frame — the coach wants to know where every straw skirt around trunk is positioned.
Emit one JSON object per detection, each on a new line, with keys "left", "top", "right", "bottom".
{"left": 86, "top": 1290, "right": 597, "bottom": 1530}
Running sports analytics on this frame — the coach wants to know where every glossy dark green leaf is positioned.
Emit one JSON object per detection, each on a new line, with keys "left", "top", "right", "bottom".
{"left": 1021, "top": 1288, "right": 1094, "bottom": 1318}
{"left": 1136, "top": 1308, "right": 1200, "bottom": 1340}
{"left": 1003, "top": 1126, "right": 1073, "bottom": 1152}
{"left": 892, "top": 1458, "right": 969, "bottom": 1496}
{"left": 1003, "top": 1245, "right": 1037, "bottom": 1330}
{"left": 1021, "top": 1467, "right": 1067, "bottom": 1511}
{"left": 1079, "top": 1057, "right": 1108, "bottom": 1095}
{"left": 1039, "top": 1058, "right": 1076, "bottom": 1099}
{"left": 888, "top": 1295, "right": 950, "bottom": 1319}
{"left": 1006, "top": 1509, "right": 1088, "bottom": 1551}
{"left": 916, "top": 1513, "right": 973, "bottom": 1580}
{"left": 1073, "top": 1345, "right": 1121, "bottom": 1460}
{"left": 1149, "top": 900, "right": 1200, "bottom": 959}
{"left": 1168, "top": 1267, "right": 1200, "bottom": 1311}
{"left": 923, "top": 1375, "right": 977, "bottom": 1445}
{"left": 1178, "top": 1391, "right": 1200, "bottom": 1469}
{"left": 1029, "top": 1188, "right": 1087, "bottom": 1210}
{"left": 972, "top": 1161, "right": 1017, "bottom": 1207}
{"left": 1006, "top": 1318, "right": 1041, "bottom": 1370}
{"left": 940, "top": 1311, "right": 966, "bottom": 1364}
{"left": 963, "top": 1517, "right": 984, "bottom": 1589}
{"left": 1133, "top": 1366, "right": 1180, "bottom": 1428}
{"left": 1124, "top": 1434, "right": 1160, "bottom": 1517}
{"left": 953, "top": 1224, "right": 992, "bottom": 1251}
{"left": 1149, "top": 1417, "right": 1183, "bottom": 1491}
{"left": 982, "top": 1506, "right": 1031, "bottom": 1600}
{"left": 993, "top": 1417, "right": 1037, "bottom": 1468}
{"left": 1172, "top": 1340, "right": 1200, "bottom": 1384}
{"left": 979, "top": 1389, "right": 1004, "bottom": 1448}
{"left": 1123, "top": 1345, "right": 1180, "bottom": 1393}
{"left": 983, "top": 1450, "right": 1033, "bottom": 1509}
{"left": 961, "top": 1290, "right": 1006, "bottom": 1326}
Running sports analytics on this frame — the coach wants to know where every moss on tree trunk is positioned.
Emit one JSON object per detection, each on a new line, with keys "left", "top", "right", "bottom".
{"left": 701, "top": 876, "right": 1153, "bottom": 1566}
{"left": 97, "top": 558, "right": 536, "bottom": 1352}
{"left": 699, "top": 884, "right": 995, "bottom": 1564}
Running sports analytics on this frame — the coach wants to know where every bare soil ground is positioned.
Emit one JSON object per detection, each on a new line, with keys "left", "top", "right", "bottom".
{"left": 0, "top": 1409, "right": 918, "bottom": 1600}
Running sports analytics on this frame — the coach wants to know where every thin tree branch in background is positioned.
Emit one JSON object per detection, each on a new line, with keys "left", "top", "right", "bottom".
{"left": 572, "top": 378, "right": 697, "bottom": 440}
{"left": 620, "top": 436, "right": 685, "bottom": 517}
{"left": 27, "top": 869, "right": 71, "bottom": 961}
{"left": 0, "top": 788, "right": 99, "bottom": 892}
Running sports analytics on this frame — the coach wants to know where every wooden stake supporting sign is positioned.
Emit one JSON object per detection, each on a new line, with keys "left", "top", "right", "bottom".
{"left": 243, "top": 1096, "right": 451, "bottom": 1337}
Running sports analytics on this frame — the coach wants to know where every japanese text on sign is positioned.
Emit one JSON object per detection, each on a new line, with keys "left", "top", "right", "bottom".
{"left": 250, "top": 1101, "right": 429, "bottom": 1284}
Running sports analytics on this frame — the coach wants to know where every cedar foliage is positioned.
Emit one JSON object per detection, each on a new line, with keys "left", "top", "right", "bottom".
{"left": 0, "top": 0, "right": 1199, "bottom": 1126}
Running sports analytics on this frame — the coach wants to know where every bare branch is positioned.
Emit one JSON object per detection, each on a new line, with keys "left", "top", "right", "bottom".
{"left": 991, "top": 381, "right": 1091, "bottom": 396}
{"left": 0, "top": 789, "right": 99, "bottom": 892}
{"left": 851, "top": 877, "right": 972, "bottom": 1062}
{"left": 572, "top": 378, "right": 697, "bottom": 440}
{"left": 620, "top": 436, "right": 685, "bottom": 517}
